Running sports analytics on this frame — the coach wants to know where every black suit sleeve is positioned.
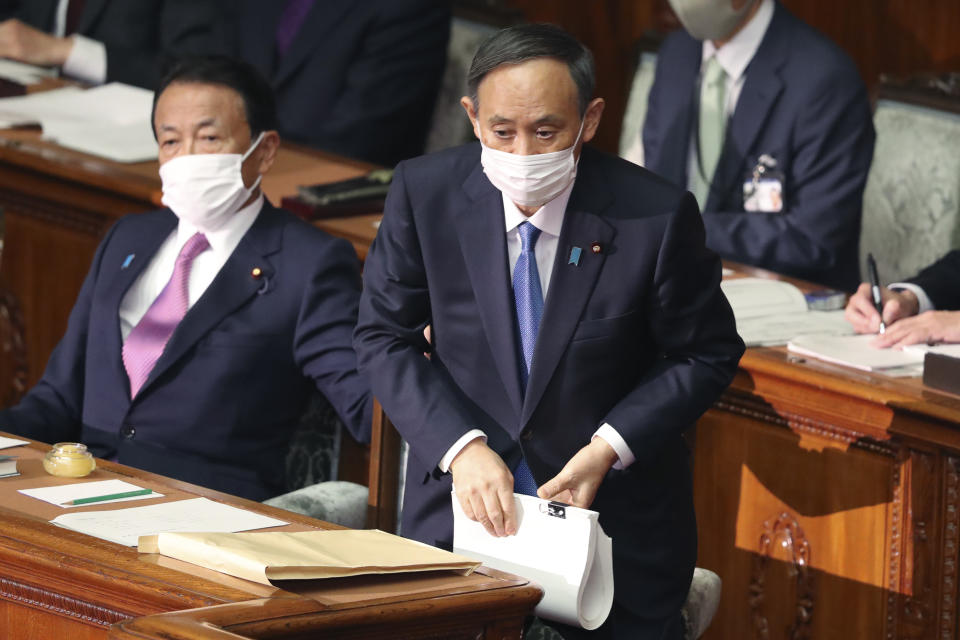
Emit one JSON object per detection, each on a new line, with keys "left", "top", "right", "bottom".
{"left": 907, "top": 250, "right": 960, "bottom": 311}
{"left": 99, "top": 0, "right": 226, "bottom": 89}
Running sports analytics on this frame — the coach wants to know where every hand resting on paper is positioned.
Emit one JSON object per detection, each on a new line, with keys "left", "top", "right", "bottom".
{"left": 537, "top": 437, "right": 619, "bottom": 510}
{"left": 0, "top": 19, "right": 72, "bottom": 67}
{"left": 449, "top": 438, "right": 517, "bottom": 538}
{"left": 846, "top": 282, "right": 960, "bottom": 347}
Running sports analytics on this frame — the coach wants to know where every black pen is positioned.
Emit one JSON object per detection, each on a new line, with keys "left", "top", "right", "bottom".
{"left": 866, "top": 253, "right": 886, "bottom": 334}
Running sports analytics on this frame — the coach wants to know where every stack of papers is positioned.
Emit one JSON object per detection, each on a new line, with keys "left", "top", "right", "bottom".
{"left": 787, "top": 334, "right": 960, "bottom": 376}
{"left": 138, "top": 529, "right": 481, "bottom": 586}
{"left": 721, "top": 278, "right": 853, "bottom": 347}
{"left": 0, "top": 83, "right": 157, "bottom": 162}
{"left": 50, "top": 497, "right": 288, "bottom": 546}
{"left": 453, "top": 493, "right": 613, "bottom": 630}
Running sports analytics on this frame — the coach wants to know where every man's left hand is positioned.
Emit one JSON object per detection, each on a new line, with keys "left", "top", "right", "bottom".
{"left": 871, "top": 310, "right": 960, "bottom": 348}
{"left": 0, "top": 19, "right": 73, "bottom": 67}
{"left": 536, "top": 437, "right": 619, "bottom": 509}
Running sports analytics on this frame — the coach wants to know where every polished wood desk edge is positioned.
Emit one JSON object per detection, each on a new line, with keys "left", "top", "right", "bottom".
{"left": 109, "top": 570, "right": 542, "bottom": 640}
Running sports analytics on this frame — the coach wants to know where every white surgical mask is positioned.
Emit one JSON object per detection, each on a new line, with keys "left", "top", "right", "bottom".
{"left": 667, "top": 0, "right": 757, "bottom": 42}
{"left": 479, "top": 119, "right": 584, "bottom": 208}
{"left": 160, "top": 132, "right": 265, "bottom": 232}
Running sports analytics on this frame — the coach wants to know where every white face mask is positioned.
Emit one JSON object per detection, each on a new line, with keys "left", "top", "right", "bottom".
{"left": 479, "top": 119, "right": 585, "bottom": 208}
{"left": 159, "top": 132, "right": 265, "bottom": 232}
{"left": 667, "top": 0, "right": 757, "bottom": 41}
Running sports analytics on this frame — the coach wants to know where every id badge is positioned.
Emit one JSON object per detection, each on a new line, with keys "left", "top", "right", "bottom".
{"left": 743, "top": 154, "right": 785, "bottom": 213}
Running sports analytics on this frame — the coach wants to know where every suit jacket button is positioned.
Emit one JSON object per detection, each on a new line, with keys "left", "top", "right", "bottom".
{"left": 121, "top": 425, "right": 135, "bottom": 439}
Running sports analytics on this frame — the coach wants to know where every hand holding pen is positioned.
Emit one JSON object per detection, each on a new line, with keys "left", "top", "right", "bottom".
{"left": 866, "top": 253, "right": 886, "bottom": 334}
{"left": 845, "top": 256, "right": 920, "bottom": 336}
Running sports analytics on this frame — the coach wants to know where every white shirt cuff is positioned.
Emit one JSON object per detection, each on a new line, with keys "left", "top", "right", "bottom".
{"left": 438, "top": 429, "right": 487, "bottom": 473}
{"left": 889, "top": 282, "right": 935, "bottom": 314}
{"left": 61, "top": 35, "right": 107, "bottom": 85}
{"left": 593, "top": 423, "right": 635, "bottom": 470}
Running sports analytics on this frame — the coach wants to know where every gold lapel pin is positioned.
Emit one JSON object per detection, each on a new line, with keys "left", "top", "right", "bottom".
{"left": 590, "top": 242, "right": 602, "bottom": 254}
{"left": 251, "top": 267, "right": 263, "bottom": 279}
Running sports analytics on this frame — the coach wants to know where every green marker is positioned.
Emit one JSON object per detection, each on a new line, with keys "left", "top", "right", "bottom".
{"left": 67, "top": 488, "right": 154, "bottom": 505}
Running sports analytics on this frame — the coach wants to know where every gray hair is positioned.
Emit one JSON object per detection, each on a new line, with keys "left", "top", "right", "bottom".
{"left": 467, "top": 23, "right": 595, "bottom": 116}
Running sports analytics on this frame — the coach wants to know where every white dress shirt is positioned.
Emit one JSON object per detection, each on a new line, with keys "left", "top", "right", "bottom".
{"left": 54, "top": 0, "right": 107, "bottom": 85}
{"left": 438, "top": 180, "right": 637, "bottom": 474}
{"left": 685, "top": 0, "right": 774, "bottom": 198}
{"left": 119, "top": 194, "right": 263, "bottom": 341}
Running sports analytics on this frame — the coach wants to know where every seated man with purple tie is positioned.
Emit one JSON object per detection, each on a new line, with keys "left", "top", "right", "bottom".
{"left": 354, "top": 24, "right": 744, "bottom": 639}
{"left": 0, "top": 56, "right": 371, "bottom": 501}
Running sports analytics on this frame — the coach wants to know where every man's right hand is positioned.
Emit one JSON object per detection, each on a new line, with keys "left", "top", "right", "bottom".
{"left": 845, "top": 282, "right": 919, "bottom": 334}
{"left": 449, "top": 438, "right": 517, "bottom": 537}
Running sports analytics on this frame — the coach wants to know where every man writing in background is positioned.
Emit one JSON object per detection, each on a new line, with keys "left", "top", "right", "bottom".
{"left": 0, "top": 0, "right": 223, "bottom": 89}
{"left": 354, "top": 24, "right": 743, "bottom": 639}
{"left": 0, "top": 56, "right": 371, "bottom": 501}
{"left": 846, "top": 251, "right": 960, "bottom": 346}
{"left": 642, "top": 0, "right": 875, "bottom": 291}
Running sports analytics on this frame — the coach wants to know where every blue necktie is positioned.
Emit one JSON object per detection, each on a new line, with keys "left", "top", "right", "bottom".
{"left": 513, "top": 222, "right": 543, "bottom": 496}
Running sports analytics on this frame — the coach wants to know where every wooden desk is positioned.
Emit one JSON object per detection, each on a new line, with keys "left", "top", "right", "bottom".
{"left": 0, "top": 435, "right": 540, "bottom": 639}
{"left": 0, "top": 130, "right": 373, "bottom": 391}
{"left": 697, "top": 321, "right": 960, "bottom": 637}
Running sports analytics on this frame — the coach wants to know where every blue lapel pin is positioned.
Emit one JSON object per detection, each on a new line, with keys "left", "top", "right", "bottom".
{"left": 121, "top": 254, "right": 135, "bottom": 269}
{"left": 569, "top": 246, "right": 582, "bottom": 266}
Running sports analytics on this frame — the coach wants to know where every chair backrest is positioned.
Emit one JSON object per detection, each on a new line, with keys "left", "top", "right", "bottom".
{"left": 283, "top": 391, "right": 345, "bottom": 493}
{"left": 859, "top": 73, "right": 960, "bottom": 283}
{"left": 0, "top": 280, "right": 28, "bottom": 409}
{"left": 423, "top": 17, "right": 502, "bottom": 154}
{"left": 619, "top": 50, "right": 659, "bottom": 166}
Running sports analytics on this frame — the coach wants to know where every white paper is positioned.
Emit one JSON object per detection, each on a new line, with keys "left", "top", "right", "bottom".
{"left": 0, "top": 83, "right": 157, "bottom": 162}
{"left": 452, "top": 493, "right": 613, "bottom": 630}
{"left": 721, "top": 277, "right": 808, "bottom": 319}
{"left": 19, "top": 479, "right": 161, "bottom": 508}
{"left": 787, "top": 334, "right": 925, "bottom": 371}
{"left": 0, "top": 436, "right": 29, "bottom": 450}
{"left": 0, "top": 59, "right": 57, "bottom": 85}
{"left": 50, "top": 497, "right": 288, "bottom": 547}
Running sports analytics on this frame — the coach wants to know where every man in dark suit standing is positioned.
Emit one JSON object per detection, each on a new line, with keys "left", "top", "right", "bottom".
{"left": 846, "top": 250, "right": 960, "bottom": 346}
{"left": 0, "top": 0, "right": 223, "bottom": 89}
{"left": 354, "top": 24, "right": 744, "bottom": 639}
{"left": 0, "top": 56, "right": 371, "bottom": 501}
{"left": 642, "top": 0, "right": 875, "bottom": 291}
{"left": 224, "top": 0, "right": 450, "bottom": 166}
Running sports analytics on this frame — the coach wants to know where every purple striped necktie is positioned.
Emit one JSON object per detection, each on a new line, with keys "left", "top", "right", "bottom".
{"left": 275, "top": 0, "right": 315, "bottom": 60}
{"left": 122, "top": 232, "right": 209, "bottom": 398}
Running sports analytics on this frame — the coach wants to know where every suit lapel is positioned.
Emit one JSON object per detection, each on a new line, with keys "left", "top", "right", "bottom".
{"left": 135, "top": 203, "right": 281, "bottom": 399}
{"left": 76, "top": 0, "right": 108, "bottom": 34}
{"left": 654, "top": 37, "right": 701, "bottom": 185}
{"left": 104, "top": 212, "right": 178, "bottom": 399}
{"left": 706, "top": 4, "right": 789, "bottom": 211}
{"left": 522, "top": 153, "right": 615, "bottom": 425}
{"left": 274, "top": 0, "right": 352, "bottom": 87}
{"left": 456, "top": 163, "right": 524, "bottom": 418}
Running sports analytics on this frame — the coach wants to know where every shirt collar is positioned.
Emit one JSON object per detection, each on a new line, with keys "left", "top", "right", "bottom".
{"left": 502, "top": 180, "right": 574, "bottom": 237}
{"left": 175, "top": 193, "right": 264, "bottom": 254}
{"left": 702, "top": 0, "right": 774, "bottom": 83}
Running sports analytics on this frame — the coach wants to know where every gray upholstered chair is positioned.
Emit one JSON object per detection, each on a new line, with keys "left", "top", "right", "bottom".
{"left": 859, "top": 73, "right": 960, "bottom": 283}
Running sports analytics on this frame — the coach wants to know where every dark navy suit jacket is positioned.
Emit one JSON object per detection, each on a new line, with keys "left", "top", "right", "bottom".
{"left": 224, "top": 0, "right": 450, "bottom": 167}
{"left": 909, "top": 250, "right": 960, "bottom": 311}
{"left": 0, "top": 201, "right": 371, "bottom": 501}
{"left": 1, "top": 0, "right": 224, "bottom": 89}
{"left": 643, "top": 2, "right": 875, "bottom": 291}
{"left": 354, "top": 143, "right": 744, "bottom": 620}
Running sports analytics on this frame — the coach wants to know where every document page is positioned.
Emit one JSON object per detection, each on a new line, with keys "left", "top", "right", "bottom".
{"left": 453, "top": 493, "right": 613, "bottom": 630}
{"left": 0, "top": 436, "right": 29, "bottom": 450}
{"left": 0, "top": 59, "right": 56, "bottom": 85}
{"left": 50, "top": 497, "right": 288, "bottom": 546}
{"left": 787, "top": 334, "right": 925, "bottom": 371}
{"left": 20, "top": 479, "right": 161, "bottom": 508}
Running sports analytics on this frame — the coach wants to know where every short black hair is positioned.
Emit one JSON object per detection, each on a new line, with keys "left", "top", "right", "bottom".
{"left": 467, "top": 23, "right": 595, "bottom": 116}
{"left": 151, "top": 56, "right": 278, "bottom": 139}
